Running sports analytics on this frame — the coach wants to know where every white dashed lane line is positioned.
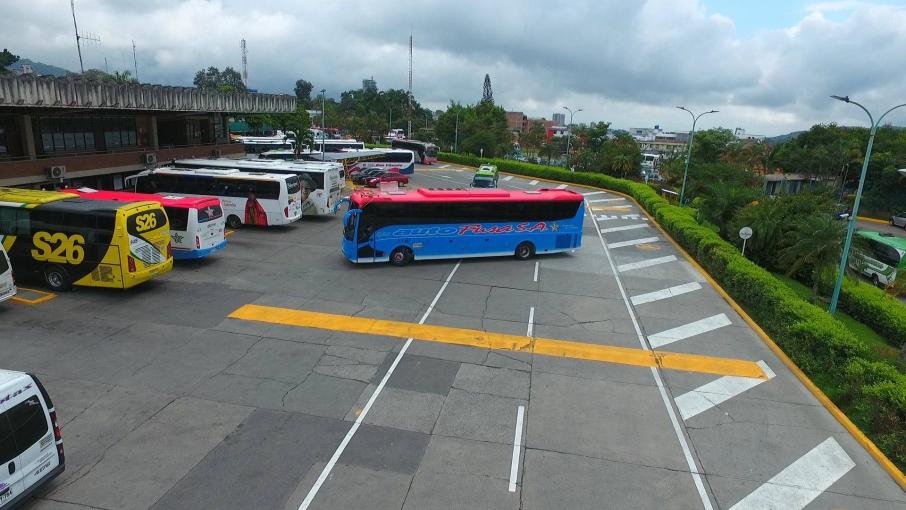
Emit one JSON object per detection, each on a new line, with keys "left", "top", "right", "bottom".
{"left": 607, "top": 237, "right": 660, "bottom": 249}
{"left": 600, "top": 224, "right": 649, "bottom": 233}
{"left": 616, "top": 255, "right": 677, "bottom": 272}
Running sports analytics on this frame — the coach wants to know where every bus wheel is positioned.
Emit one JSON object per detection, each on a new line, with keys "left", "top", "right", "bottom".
{"left": 390, "top": 247, "right": 413, "bottom": 267}
{"left": 515, "top": 242, "right": 535, "bottom": 260}
{"left": 44, "top": 265, "right": 72, "bottom": 292}
{"left": 226, "top": 215, "right": 242, "bottom": 229}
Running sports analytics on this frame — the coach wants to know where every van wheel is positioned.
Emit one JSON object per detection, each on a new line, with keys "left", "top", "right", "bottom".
{"left": 44, "top": 265, "right": 72, "bottom": 292}
{"left": 515, "top": 242, "right": 535, "bottom": 260}
{"left": 226, "top": 215, "right": 242, "bottom": 229}
{"left": 390, "top": 247, "right": 413, "bottom": 267}
{"left": 872, "top": 274, "right": 881, "bottom": 287}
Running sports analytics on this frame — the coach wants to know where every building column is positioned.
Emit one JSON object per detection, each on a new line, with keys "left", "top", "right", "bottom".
{"left": 19, "top": 114, "right": 36, "bottom": 160}
{"left": 150, "top": 115, "right": 159, "bottom": 150}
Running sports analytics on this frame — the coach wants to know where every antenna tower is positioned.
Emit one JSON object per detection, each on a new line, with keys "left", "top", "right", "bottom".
{"left": 407, "top": 33, "right": 413, "bottom": 138}
{"left": 70, "top": 0, "right": 100, "bottom": 74}
{"left": 132, "top": 40, "right": 138, "bottom": 81}
{"left": 241, "top": 39, "right": 248, "bottom": 85}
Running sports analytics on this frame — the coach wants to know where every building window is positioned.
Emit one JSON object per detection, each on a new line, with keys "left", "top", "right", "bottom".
{"left": 38, "top": 115, "right": 136, "bottom": 154}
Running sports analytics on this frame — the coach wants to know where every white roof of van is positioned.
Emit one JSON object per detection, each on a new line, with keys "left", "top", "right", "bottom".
{"left": 0, "top": 369, "right": 27, "bottom": 389}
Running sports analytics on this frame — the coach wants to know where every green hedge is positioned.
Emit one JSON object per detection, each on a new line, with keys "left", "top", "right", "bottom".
{"left": 440, "top": 152, "right": 906, "bottom": 469}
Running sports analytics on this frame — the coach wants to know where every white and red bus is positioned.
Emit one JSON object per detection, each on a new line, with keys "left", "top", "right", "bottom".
{"left": 64, "top": 188, "right": 228, "bottom": 260}
{"left": 390, "top": 139, "right": 438, "bottom": 164}
{"left": 127, "top": 167, "right": 303, "bottom": 229}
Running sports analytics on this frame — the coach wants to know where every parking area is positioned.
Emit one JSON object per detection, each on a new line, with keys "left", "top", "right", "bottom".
{"left": 2, "top": 162, "right": 905, "bottom": 510}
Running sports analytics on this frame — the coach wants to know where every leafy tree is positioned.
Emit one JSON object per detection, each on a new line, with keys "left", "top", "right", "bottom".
{"left": 193, "top": 66, "right": 247, "bottom": 93}
{"left": 294, "top": 79, "right": 313, "bottom": 108}
{"left": 0, "top": 48, "right": 19, "bottom": 74}
{"left": 691, "top": 127, "right": 736, "bottom": 164}
{"left": 521, "top": 122, "right": 546, "bottom": 157}
{"left": 779, "top": 214, "right": 846, "bottom": 302}
{"left": 434, "top": 100, "right": 511, "bottom": 157}
{"left": 112, "top": 70, "right": 136, "bottom": 84}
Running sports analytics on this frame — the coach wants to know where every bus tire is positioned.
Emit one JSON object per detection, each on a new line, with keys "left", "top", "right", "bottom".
{"left": 44, "top": 265, "right": 72, "bottom": 292}
{"left": 390, "top": 247, "right": 413, "bottom": 267}
{"left": 515, "top": 242, "right": 535, "bottom": 260}
{"left": 226, "top": 215, "right": 242, "bottom": 229}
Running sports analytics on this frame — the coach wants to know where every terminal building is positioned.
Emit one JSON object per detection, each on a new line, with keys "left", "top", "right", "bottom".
{"left": 0, "top": 74, "right": 295, "bottom": 189}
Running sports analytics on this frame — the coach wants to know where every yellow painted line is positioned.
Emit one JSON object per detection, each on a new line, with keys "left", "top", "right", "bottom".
{"left": 592, "top": 205, "right": 634, "bottom": 212}
{"left": 857, "top": 215, "right": 889, "bottom": 225}
{"left": 10, "top": 287, "right": 56, "bottom": 305}
{"left": 228, "top": 304, "right": 767, "bottom": 379}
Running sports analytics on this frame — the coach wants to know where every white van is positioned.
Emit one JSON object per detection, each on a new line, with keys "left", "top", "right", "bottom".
{"left": 0, "top": 245, "right": 14, "bottom": 304}
{"left": 0, "top": 371, "right": 64, "bottom": 508}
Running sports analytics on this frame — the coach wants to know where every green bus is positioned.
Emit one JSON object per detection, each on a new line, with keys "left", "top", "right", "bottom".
{"left": 471, "top": 165, "right": 499, "bottom": 188}
{"left": 850, "top": 231, "right": 906, "bottom": 287}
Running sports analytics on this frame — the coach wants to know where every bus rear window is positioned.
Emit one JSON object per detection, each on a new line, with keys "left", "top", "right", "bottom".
{"left": 163, "top": 206, "right": 189, "bottom": 231}
{"left": 286, "top": 176, "right": 302, "bottom": 195}
{"left": 196, "top": 204, "right": 223, "bottom": 223}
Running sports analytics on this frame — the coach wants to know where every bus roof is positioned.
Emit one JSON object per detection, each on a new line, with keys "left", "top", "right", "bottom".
{"left": 174, "top": 158, "right": 341, "bottom": 173}
{"left": 0, "top": 187, "right": 76, "bottom": 205}
{"left": 857, "top": 230, "right": 906, "bottom": 251}
{"left": 351, "top": 188, "right": 583, "bottom": 207}
{"left": 151, "top": 166, "right": 298, "bottom": 181}
{"left": 63, "top": 188, "right": 219, "bottom": 209}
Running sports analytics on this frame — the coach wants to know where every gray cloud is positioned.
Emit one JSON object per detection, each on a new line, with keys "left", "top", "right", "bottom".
{"left": 2, "top": 0, "right": 904, "bottom": 135}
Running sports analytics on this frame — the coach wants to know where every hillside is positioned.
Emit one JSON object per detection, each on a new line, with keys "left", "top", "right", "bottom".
{"left": 5, "top": 58, "right": 71, "bottom": 77}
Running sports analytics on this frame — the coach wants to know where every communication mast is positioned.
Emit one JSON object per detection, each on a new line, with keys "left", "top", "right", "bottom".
{"left": 70, "top": 0, "right": 100, "bottom": 74}
{"left": 241, "top": 39, "right": 248, "bottom": 85}
{"left": 407, "top": 33, "right": 412, "bottom": 139}
{"left": 132, "top": 40, "right": 138, "bottom": 81}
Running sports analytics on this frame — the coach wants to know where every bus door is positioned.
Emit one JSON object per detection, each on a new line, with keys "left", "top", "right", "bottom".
{"left": 342, "top": 209, "right": 366, "bottom": 262}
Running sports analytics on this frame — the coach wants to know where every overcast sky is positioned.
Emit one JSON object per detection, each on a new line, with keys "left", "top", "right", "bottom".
{"left": 4, "top": 0, "right": 906, "bottom": 135}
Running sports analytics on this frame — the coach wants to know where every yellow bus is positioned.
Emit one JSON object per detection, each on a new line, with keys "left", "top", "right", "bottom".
{"left": 0, "top": 188, "right": 173, "bottom": 291}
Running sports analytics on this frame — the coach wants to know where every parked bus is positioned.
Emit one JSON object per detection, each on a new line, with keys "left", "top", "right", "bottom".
{"left": 342, "top": 188, "right": 584, "bottom": 265}
{"left": 313, "top": 139, "right": 365, "bottom": 152}
{"left": 172, "top": 158, "right": 342, "bottom": 216}
{"left": 64, "top": 188, "right": 227, "bottom": 261}
{"left": 0, "top": 187, "right": 173, "bottom": 291}
{"left": 128, "top": 167, "right": 303, "bottom": 229}
{"left": 345, "top": 149, "right": 417, "bottom": 175}
{"left": 391, "top": 139, "right": 438, "bottom": 165}
{"left": 850, "top": 231, "right": 906, "bottom": 287}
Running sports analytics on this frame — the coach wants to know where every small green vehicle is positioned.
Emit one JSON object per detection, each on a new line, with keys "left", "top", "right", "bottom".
{"left": 471, "top": 165, "right": 499, "bottom": 188}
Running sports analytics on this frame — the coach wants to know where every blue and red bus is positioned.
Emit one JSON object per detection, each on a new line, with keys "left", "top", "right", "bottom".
{"left": 342, "top": 188, "right": 584, "bottom": 265}
{"left": 64, "top": 188, "right": 227, "bottom": 261}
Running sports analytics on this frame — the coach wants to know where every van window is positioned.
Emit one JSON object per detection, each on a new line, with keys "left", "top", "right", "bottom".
{"left": 0, "top": 414, "right": 16, "bottom": 464}
{"left": 7, "top": 395, "right": 49, "bottom": 453}
{"left": 164, "top": 206, "right": 189, "bottom": 231}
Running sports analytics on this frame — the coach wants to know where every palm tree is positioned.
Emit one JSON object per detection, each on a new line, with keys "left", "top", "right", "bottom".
{"left": 611, "top": 154, "right": 632, "bottom": 178}
{"left": 779, "top": 214, "right": 846, "bottom": 302}
{"left": 112, "top": 70, "right": 134, "bottom": 83}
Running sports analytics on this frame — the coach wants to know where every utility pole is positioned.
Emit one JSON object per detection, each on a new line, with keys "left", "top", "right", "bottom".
{"left": 132, "top": 40, "right": 138, "bottom": 81}
{"left": 240, "top": 39, "right": 248, "bottom": 86}
{"left": 407, "top": 33, "right": 413, "bottom": 139}
{"left": 320, "top": 89, "right": 326, "bottom": 161}
{"left": 454, "top": 111, "right": 459, "bottom": 153}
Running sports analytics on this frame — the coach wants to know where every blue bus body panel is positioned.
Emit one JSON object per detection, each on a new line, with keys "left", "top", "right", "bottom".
{"left": 343, "top": 206, "right": 584, "bottom": 263}
{"left": 397, "top": 163, "right": 415, "bottom": 175}
{"left": 172, "top": 239, "right": 228, "bottom": 260}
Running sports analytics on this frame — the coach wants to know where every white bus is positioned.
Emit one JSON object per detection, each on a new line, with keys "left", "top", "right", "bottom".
{"left": 343, "top": 149, "right": 417, "bottom": 175}
{"left": 173, "top": 158, "right": 343, "bottom": 216}
{"left": 128, "top": 167, "right": 303, "bottom": 229}
{"left": 313, "top": 139, "right": 365, "bottom": 152}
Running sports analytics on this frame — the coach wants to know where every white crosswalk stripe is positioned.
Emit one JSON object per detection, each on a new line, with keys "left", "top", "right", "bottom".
{"left": 583, "top": 191, "right": 608, "bottom": 196}
{"left": 600, "top": 224, "right": 649, "bottom": 233}
{"left": 675, "top": 361, "right": 776, "bottom": 420}
{"left": 608, "top": 237, "right": 660, "bottom": 249}
{"left": 588, "top": 198, "right": 625, "bottom": 203}
{"left": 503, "top": 176, "right": 513, "bottom": 181}
{"left": 648, "top": 313, "right": 731, "bottom": 348}
{"left": 630, "top": 282, "right": 702, "bottom": 305}
{"left": 556, "top": 183, "right": 568, "bottom": 189}
{"left": 616, "top": 255, "right": 677, "bottom": 272}
{"left": 728, "top": 438, "right": 855, "bottom": 510}
{"left": 528, "top": 179, "right": 539, "bottom": 185}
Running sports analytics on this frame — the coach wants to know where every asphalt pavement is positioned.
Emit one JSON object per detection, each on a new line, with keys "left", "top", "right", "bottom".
{"left": 1, "top": 163, "right": 904, "bottom": 510}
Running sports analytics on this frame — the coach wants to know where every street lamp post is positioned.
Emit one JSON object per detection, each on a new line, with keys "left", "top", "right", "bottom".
{"left": 676, "top": 106, "right": 718, "bottom": 207}
{"left": 827, "top": 95, "right": 906, "bottom": 315}
{"left": 562, "top": 106, "right": 582, "bottom": 169}
{"left": 320, "top": 89, "right": 326, "bottom": 161}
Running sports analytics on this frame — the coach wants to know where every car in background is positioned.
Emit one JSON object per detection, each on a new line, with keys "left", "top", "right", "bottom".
{"left": 351, "top": 168, "right": 392, "bottom": 185}
{"left": 365, "top": 172, "right": 409, "bottom": 188}
{"left": 0, "top": 370, "right": 65, "bottom": 508}
{"left": 0, "top": 244, "right": 14, "bottom": 304}
{"left": 890, "top": 211, "right": 906, "bottom": 228}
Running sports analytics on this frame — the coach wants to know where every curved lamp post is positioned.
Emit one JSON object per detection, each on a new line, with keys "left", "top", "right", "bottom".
{"left": 676, "top": 106, "right": 718, "bottom": 206}
{"left": 562, "top": 106, "right": 582, "bottom": 169}
{"left": 827, "top": 95, "right": 906, "bottom": 315}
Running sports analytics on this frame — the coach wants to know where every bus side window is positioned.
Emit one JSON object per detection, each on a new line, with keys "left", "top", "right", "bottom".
{"left": 0, "top": 206, "right": 31, "bottom": 235}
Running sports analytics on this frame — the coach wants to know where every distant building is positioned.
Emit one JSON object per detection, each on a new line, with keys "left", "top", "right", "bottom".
{"left": 362, "top": 76, "right": 377, "bottom": 93}
{"left": 552, "top": 112, "right": 566, "bottom": 126}
{"left": 506, "top": 111, "right": 527, "bottom": 132}
{"left": 734, "top": 127, "right": 765, "bottom": 142}
{"left": 629, "top": 125, "right": 689, "bottom": 155}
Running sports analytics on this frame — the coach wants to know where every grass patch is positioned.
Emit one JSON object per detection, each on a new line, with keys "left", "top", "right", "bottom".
{"left": 773, "top": 272, "right": 903, "bottom": 367}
